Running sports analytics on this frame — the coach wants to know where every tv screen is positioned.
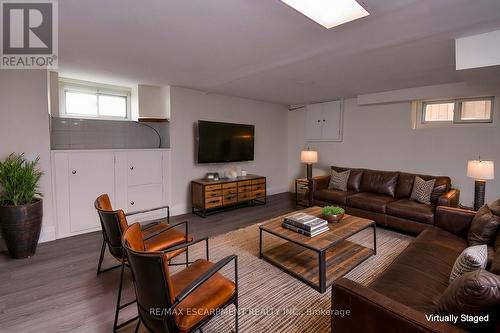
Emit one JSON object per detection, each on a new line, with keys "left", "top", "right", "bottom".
{"left": 197, "top": 121, "right": 255, "bottom": 163}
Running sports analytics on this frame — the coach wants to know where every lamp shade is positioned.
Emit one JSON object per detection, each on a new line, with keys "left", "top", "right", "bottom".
{"left": 301, "top": 150, "right": 318, "bottom": 164}
{"left": 467, "top": 160, "right": 495, "bottom": 180}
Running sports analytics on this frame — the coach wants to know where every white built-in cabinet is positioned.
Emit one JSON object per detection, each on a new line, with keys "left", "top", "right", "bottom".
{"left": 52, "top": 149, "right": 171, "bottom": 239}
{"left": 305, "top": 100, "right": 343, "bottom": 142}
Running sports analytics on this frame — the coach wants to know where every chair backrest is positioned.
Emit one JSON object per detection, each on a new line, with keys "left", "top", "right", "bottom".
{"left": 123, "top": 223, "right": 177, "bottom": 332}
{"left": 95, "top": 194, "right": 130, "bottom": 259}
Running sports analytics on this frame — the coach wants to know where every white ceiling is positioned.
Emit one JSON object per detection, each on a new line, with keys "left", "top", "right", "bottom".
{"left": 58, "top": 0, "right": 500, "bottom": 105}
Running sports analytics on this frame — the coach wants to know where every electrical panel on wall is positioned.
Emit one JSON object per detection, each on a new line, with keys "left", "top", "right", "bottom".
{"left": 305, "top": 99, "right": 343, "bottom": 142}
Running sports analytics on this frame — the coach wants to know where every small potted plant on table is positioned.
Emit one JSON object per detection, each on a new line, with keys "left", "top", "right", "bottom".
{"left": 322, "top": 206, "right": 345, "bottom": 223}
{"left": 0, "top": 153, "right": 43, "bottom": 259}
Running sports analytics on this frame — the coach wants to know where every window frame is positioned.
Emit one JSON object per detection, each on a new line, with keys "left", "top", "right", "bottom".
{"left": 421, "top": 99, "right": 455, "bottom": 124}
{"left": 416, "top": 96, "right": 495, "bottom": 128}
{"left": 58, "top": 79, "right": 132, "bottom": 121}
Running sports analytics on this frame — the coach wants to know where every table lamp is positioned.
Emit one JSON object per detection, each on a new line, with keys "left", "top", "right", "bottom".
{"left": 301, "top": 149, "right": 318, "bottom": 179}
{"left": 467, "top": 159, "right": 495, "bottom": 210}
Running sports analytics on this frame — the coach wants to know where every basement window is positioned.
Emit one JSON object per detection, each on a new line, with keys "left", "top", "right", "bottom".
{"left": 416, "top": 96, "right": 494, "bottom": 127}
{"left": 59, "top": 79, "right": 131, "bottom": 120}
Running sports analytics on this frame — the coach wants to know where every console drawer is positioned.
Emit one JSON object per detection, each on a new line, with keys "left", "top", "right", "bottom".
{"left": 205, "top": 197, "right": 222, "bottom": 209}
{"left": 222, "top": 182, "right": 237, "bottom": 189}
{"left": 223, "top": 188, "right": 237, "bottom": 196}
{"left": 205, "top": 189, "right": 222, "bottom": 198}
{"left": 253, "top": 190, "right": 266, "bottom": 198}
{"left": 252, "top": 184, "right": 265, "bottom": 191}
{"left": 238, "top": 185, "right": 252, "bottom": 193}
{"left": 205, "top": 184, "right": 222, "bottom": 192}
{"left": 251, "top": 178, "right": 265, "bottom": 185}
{"left": 238, "top": 192, "right": 252, "bottom": 201}
{"left": 223, "top": 195, "right": 238, "bottom": 205}
{"left": 238, "top": 180, "right": 251, "bottom": 186}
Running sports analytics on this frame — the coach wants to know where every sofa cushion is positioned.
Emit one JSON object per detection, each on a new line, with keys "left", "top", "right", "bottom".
{"left": 410, "top": 176, "right": 436, "bottom": 205}
{"left": 386, "top": 199, "right": 435, "bottom": 224}
{"left": 490, "top": 198, "right": 500, "bottom": 216}
{"left": 346, "top": 192, "right": 396, "bottom": 214}
{"left": 314, "top": 189, "right": 353, "bottom": 205}
{"left": 396, "top": 172, "right": 451, "bottom": 203}
{"left": 360, "top": 170, "right": 398, "bottom": 197}
{"left": 369, "top": 226, "right": 467, "bottom": 313}
{"left": 331, "top": 166, "right": 363, "bottom": 192}
{"left": 449, "top": 245, "right": 488, "bottom": 283}
{"left": 468, "top": 205, "right": 500, "bottom": 246}
{"left": 491, "top": 248, "right": 500, "bottom": 274}
{"left": 328, "top": 169, "right": 350, "bottom": 191}
{"left": 437, "top": 269, "right": 500, "bottom": 330}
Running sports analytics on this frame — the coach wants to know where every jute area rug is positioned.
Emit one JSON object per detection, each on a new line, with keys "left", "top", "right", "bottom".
{"left": 168, "top": 220, "right": 413, "bottom": 333}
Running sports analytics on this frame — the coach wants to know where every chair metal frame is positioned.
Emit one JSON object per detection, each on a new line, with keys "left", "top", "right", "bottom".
{"left": 125, "top": 238, "right": 239, "bottom": 333}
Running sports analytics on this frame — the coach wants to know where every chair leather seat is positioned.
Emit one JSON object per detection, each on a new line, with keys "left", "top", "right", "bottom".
{"left": 346, "top": 192, "right": 396, "bottom": 213}
{"left": 314, "top": 189, "right": 354, "bottom": 205}
{"left": 386, "top": 199, "right": 435, "bottom": 224}
{"left": 171, "top": 259, "right": 236, "bottom": 332}
{"left": 143, "top": 223, "right": 192, "bottom": 253}
{"left": 369, "top": 226, "right": 467, "bottom": 313}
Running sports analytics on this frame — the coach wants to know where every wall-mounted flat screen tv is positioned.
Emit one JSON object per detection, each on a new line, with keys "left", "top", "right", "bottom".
{"left": 197, "top": 120, "right": 255, "bottom": 163}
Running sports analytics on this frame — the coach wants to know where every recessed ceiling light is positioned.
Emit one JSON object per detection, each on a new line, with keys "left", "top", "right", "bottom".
{"left": 281, "top": 0, "right": 370, "bottom": 29}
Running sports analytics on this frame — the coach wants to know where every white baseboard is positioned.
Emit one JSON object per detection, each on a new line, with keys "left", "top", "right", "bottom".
{"left": 39, "top": 225, "right": 56, "bottom": 243}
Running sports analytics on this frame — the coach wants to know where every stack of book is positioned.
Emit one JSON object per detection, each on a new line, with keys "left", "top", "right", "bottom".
{"left": 282, "top": 212, "right": 329, "bottom": 237}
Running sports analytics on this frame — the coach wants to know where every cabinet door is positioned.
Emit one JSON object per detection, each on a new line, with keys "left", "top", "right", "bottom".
{"left": 68, "top": 152, "right": 115, "bottom": 233}
{"left": 321, "top": 100, "right": 343, "bottom": 141}
{"left": 127, "top": 151, "right": 163, "bottom": 186}
{"left": 127, "top": 184, "right": 164, "bottom": 222}
{"left": 305, "top": 103, "right": 323, "bottom": 141}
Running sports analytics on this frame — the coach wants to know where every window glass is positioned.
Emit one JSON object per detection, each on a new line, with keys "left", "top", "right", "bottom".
{"left": 65, "top": 91, "right": 98, "bottom": 116}
{"left": 460, "top": 99, "right": 492, "bottom": 121}
{"left": 98, "top": 95, "right": 127, "bottom": 117}
{"left": 424, "top": 102, "right": 454, "bottom": 122}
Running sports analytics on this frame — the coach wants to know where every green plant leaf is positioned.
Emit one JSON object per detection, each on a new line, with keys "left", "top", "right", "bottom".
{"left": 0, "top": 153, "right": 43, "bottom": 206}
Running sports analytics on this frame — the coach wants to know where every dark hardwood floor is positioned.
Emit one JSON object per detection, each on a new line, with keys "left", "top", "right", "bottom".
{"left": 0, "top": 193, "right": 297, "bottom": 333}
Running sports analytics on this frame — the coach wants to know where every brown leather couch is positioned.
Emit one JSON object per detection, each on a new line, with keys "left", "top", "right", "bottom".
{"left": 331, "top": 206, "right": 500, "bottom": 333}
{"left": 309, "top": 166, "right": 460, "bottom": 234}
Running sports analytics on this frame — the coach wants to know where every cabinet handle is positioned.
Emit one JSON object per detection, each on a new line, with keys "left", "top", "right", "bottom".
{"left": 72, "top": 170, "right": 77, "bottom": 175}
{"left": 323, "top": 119, "right": 326, "bottom": 122}
{"left": 317, "top": 119, "right": 320, "bottom": 123}
{"left": 130, "top": 201, "right": 135, "bottom": 206}
{"left": 130, "top": 166, "right": 134, "bottom": 170}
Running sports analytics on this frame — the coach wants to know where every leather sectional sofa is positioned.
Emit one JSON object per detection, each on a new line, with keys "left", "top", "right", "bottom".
{"left": 332, "top": 205, "right": 500, "bottom": 332}
{"left": 309, "top": 166, "right": 460, "bottom": 234}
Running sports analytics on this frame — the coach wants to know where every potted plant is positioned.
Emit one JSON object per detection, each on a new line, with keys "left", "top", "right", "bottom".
{"left": 0, "top": 153, "right": 43, "bottom": 259}
{"left": 322, "top": 206, "right": 345, "bottom": 223}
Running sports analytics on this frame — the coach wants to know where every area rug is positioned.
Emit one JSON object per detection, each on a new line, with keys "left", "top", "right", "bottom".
{"left": 168, "top": 218, "right": 413, "bottom": 333}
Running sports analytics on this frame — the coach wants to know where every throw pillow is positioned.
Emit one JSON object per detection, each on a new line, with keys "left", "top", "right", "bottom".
{"left": 329, "top": 169, "right": 350, "bottom": 191}
{"left": 468, "top": 205, "right": 500, "bottom": 246}
{"left": 437, "top": 270, "right": 500, "bottom": 330}
{"left": 409, "top": 176, "right": 435, "bottom": 205}
{"left": 449, "top": 245, "right": 488, "bottom": 283}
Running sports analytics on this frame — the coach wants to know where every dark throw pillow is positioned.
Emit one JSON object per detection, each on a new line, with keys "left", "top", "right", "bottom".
{"left": 449, "top": 245, "right": 488, "bottom": 283}
{"left": 410, "top": 176, "right": 435, "bottom": 205}
{"left": 329, "top": 169, "right": 350, "bottom": 191}
{"left": 468, "top": 205, "right": 500, "bottom": 246}
{"left": 437, "top": 269, "right": 500, "bottom": 330}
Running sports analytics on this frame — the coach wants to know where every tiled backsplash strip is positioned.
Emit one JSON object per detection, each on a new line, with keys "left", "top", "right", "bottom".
{"left": 50, "top": 117, "right": 170, "bottom": 150}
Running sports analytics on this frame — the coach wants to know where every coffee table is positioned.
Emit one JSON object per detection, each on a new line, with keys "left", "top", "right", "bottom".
{"left": 259, "top": 206, "right": 376, "bottom": 293}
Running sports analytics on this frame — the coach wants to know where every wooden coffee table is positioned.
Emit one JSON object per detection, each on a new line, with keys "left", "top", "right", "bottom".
{"left": 259, "top": 206, "right": 376, "bottom": 293}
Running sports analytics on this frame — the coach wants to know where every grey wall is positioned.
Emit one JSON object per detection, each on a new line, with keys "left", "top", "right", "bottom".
{"left": 169, "top": 86, "right": 289, "bottom": 215}
{"left": 50, "top": 117, "right": 170, "bottom": 149}
{"left": 0, "top": 70, "right": 54, "bottom": 244}
{"left": 288, "top": 91, "right": 500, "bottom": 207}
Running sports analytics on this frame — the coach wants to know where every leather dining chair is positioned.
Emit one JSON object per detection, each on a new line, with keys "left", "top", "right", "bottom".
{"left": 122, "top": 223, "right": 239, "bottom": 333}
{"left": 94, "top": 194, "right": 192, "bottom": 332}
